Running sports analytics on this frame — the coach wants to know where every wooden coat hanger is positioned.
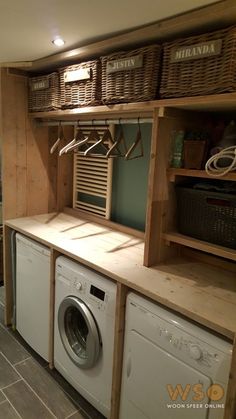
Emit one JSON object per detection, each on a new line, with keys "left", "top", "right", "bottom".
{"left": 125, "top": 119, "right": 144, "bottom": 160}
{"left": 65, "top": 122, "right": 89, "bottom": 153}
{"left": 106, "top": 120, "right": 127, "bottom": 158}
{"left": 84, "top": 121, "right": 109, "bottom": 156}
{"left": 50, "top": 122, "right": 65, "bottom": 154}
{"left": 59, "top": 122, "right": 88, "bottom": 156}
{"left": 59, "top": 124, "right": 78, "bottom": 156}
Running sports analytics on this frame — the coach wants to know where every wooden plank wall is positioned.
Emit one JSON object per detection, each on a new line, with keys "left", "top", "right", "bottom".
{"left": 56, "top": 125, "right": 73, "bottom": 211}
{"left": 48, "top": 125, "right": 73, "bottom": 212}
{"left": 0, "top": 69, "right": 73, "bottom": 221}
{"left": 1, "top": 68, "right": 28, "bottom": 219}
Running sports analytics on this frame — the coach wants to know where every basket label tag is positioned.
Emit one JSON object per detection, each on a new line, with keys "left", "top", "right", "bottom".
{"left": 107, "top": 54, "right": 143, "bottom": 73}
{"left": 64, "top": 68, "right": 91, "bottom": 83}
{"left": 171, "top": 39, "right": 222, "bottom": 62}
{"left": 31, "top": 79, "right": 49, "bottom": 91}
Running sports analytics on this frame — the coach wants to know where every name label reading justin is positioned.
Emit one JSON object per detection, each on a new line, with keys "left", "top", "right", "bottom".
{"left": 107, "top": 55, "right": 143, "bottom": 74}
{"left": 171, "top": 39, "right": 222, "bottom": 63}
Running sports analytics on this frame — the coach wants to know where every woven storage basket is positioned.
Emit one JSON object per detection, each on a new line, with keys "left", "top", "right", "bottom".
{"left": 28, "top": 73, "right": 60, "bottom": 112}
{"left": 101, "top": 45, "right": 161, "bottom": 104}
{"left": 160, "top": 26, "right": 236, "bottom": 98}
{"left": 59, "top": 60, "right": 101, "bottom": 108}
{"left": 176, "top": 186, "right": 236, "bottom": 249}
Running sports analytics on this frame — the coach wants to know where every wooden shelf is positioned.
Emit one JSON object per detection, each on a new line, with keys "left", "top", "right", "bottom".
{"left": 158, "top": 92, "right": 236, "bottom": 111}
{"left": 30, "top": 92, "right": 236, "bottom": 122}
{"left": 29, "top": 101, "right": 157, "bottom": 120}
{"left": 163, "top": 232, "right": 236, "bottom": 261}
{"left": 167, "top": 168, "right": 236, "bottom": 182}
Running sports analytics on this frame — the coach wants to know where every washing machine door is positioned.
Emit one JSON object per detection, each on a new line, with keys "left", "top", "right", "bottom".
{"left": 58, "top": 296, "right": 101, "bottom": 369}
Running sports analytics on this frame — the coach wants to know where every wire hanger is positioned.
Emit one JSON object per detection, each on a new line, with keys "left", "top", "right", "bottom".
{"left": 125, "top": 119, "right": 144, "bottom": 160}
{"left": 50, "top": 122, "right": 65, "bottom": 154}
{"left": 84, "top": 120, "right": 109, "bottom": 156}
{"left": 106, "top": 119, "right": 127, "bottom": 158}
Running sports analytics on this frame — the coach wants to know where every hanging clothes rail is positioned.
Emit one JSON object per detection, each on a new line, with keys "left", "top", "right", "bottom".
{"left": 36, "top": 118, "right": 153, "bottom": 127}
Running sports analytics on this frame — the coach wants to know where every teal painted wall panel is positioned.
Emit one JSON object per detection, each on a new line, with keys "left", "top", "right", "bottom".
{"left": 111, "top": 123, "right": 152, "bottom": 231}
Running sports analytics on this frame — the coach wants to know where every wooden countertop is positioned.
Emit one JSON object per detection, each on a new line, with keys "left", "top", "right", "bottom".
{"left": 5, "top": 212, "right": 236, "bottom": 339}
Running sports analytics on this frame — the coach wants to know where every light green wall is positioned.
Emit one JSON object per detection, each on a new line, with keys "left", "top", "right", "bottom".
{"left": 111, "top": 123, "right": 152, "bottom": 231}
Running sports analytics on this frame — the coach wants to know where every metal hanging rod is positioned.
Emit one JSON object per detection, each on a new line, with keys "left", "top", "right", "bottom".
{"left": 36, "top": 118, "right": 153, "bottom": 127}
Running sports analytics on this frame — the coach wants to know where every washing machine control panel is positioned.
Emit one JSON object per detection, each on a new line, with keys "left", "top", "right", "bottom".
{"left": 89, "top": 284, "right": 109, "bottom": 311}
{"left": 72, "top": 277, "right": 86, "bottom": 294}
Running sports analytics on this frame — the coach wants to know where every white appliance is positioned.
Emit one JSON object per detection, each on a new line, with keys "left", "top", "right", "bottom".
{"left": 120, "top": 293, "right": 232, "bottom": 419}
{"left": 54, "top": 256, "right": 117, "bottom": 418}
{"left": 16, "top": 233, "right": 50, "bottom": 361}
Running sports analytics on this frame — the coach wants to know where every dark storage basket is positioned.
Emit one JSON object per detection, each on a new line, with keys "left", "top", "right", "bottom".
{"left": 176, "top": 186, "right": 236, "bottom": 249}
{"left": 28, "top": 73, "right": 60, "bottom": 112}
{"left": 101, "top": 45, "right": 161, "bottom": 104}
{"left": 160, "top": 26, "right": 236, "bottom": 98}
{"left": 59, "top": 60, "right": 101, "bottom": 108}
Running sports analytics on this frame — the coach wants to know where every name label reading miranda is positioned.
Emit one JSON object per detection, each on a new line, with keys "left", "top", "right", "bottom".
{"left": 107, "top": 55, "right": 143, "bottom": 73}
{"left": 171, "top": 39, "right": 222, "bottom": 62}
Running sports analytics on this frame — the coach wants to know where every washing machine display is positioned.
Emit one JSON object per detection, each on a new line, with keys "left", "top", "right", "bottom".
{"left": 58, "top": 296, "right": 101, "bottom": 369}
{"left": 54, "top": 256, "right": 117, "bottom": 418}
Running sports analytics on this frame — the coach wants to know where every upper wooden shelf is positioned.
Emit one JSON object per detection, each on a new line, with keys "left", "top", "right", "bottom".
{"left": 167, "top": 168, "right": 236, "bottom": 182}
{"left": 29, "top": 92, "right": 236, "bottom": 121}
{"left": 29, "top": 101, "right": 157, "bottom": 120}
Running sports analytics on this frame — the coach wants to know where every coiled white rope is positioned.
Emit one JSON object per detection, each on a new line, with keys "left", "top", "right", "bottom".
{"left": 205, "top": 146, "right": 236, "bottom": 177}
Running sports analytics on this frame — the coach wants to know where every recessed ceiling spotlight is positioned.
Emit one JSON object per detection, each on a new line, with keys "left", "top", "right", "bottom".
{"left": 52, "top": 38, "right": 65, "bottom": 47}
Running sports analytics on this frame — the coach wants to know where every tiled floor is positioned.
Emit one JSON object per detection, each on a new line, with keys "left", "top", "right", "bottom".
{"left": 0, "top": 286, "right": 105, "bottom": 419}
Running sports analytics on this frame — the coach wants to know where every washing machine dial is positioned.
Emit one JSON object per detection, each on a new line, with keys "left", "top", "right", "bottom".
{"left": 189, "top": 344, "right": 203, "bottom": 360}
{"left": 75, "top": 282, "right": 82, "bottom": 291}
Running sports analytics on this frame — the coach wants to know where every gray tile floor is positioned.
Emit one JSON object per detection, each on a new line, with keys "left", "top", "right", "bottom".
{"left": 0, "top": 286, "right": 105, "bottom": 419}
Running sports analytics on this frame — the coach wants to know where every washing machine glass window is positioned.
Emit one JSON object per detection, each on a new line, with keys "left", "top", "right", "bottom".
{"left": 58, "top": 296, "right": 101, "bottom": 369}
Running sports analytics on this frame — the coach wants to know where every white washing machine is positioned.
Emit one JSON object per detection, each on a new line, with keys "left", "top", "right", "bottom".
{"left": 120, "top": 293, "right": 232, "bottom": 419}
{"left": 54, "top": 256, "right": 117, "bottom": 418}
{"left": 16, "top": 233, "right": 50, "bottom": 361}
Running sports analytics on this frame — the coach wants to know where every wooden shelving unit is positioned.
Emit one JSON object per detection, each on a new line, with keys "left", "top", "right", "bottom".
{"left": 163, "top": 232, "right": 236, "bottom": 261}
{"left": 2, "top": 2, "right": 236, "bottom": 418}
{"left": 167, "top": 168, "right": 236, "bottom": 182}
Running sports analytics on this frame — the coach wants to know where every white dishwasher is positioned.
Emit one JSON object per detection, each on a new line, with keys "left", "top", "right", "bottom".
{"left": 120, "top": 293, "right": 232, "bottom": 419}
{"left": 16, "top": 233, "right": 50, "bottom": 361}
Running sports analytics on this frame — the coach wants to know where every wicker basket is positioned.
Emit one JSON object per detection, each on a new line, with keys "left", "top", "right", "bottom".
{"left": 28, "top": 73, "right": 60, "bottom": 112}
{"left": 101, "top": 45, "right": 161, "bottom": 104}
{"left": 160, "top": 26, "right": 236, "bottom": 98}
{"left": 59, "top": 60, "right": 101, "bottom": 108}
{"left": 176, "top": 185, "right": 236, "bottom": 249}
